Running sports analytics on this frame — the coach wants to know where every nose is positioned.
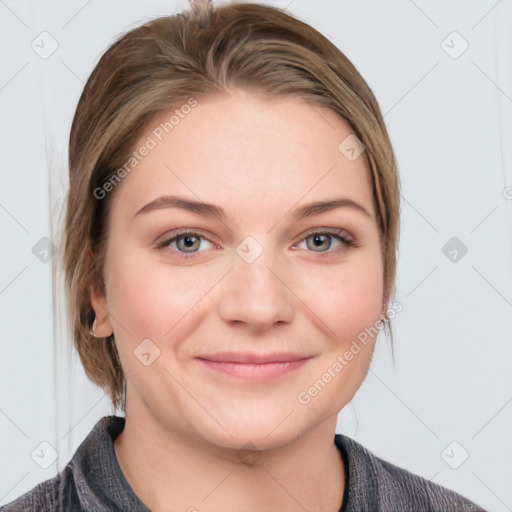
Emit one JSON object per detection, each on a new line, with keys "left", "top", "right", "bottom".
{"left": 218, "top": 250, "right": 295, "bottom": 331}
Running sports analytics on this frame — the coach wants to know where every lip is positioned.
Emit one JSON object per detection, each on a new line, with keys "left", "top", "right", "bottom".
{"left": 197, "top": 352, "right": 310, "bottom": 364}
{"left": 195, "top": 352, "right": 313, "bottom": 380}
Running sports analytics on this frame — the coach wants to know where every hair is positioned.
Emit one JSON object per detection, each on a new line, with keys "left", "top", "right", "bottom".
{"left": 63, "top": 1, "right": 401, "bottom": 412}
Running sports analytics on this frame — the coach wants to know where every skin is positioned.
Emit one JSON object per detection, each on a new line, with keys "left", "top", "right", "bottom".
{"left": 91, "top": 90, "right": 385, "bottom": 512}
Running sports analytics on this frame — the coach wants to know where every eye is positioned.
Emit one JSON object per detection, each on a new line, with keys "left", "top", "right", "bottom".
{"left": 294, "top": 230, "right": 356, "bottom": 254}
{"left": 156, "top": 230, "right": 217, "bottom": 258}
{"left": 156, "top": 228, "right": 357, "bottom": 259}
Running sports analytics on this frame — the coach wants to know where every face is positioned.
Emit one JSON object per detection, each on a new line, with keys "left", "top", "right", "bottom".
{"left": 91, "top": 90, "right": 385, "bottom": 450}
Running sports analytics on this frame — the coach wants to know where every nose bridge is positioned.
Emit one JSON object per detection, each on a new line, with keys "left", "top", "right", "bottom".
{"left": 218, "top": 236, "right": 295, "bottom": 328}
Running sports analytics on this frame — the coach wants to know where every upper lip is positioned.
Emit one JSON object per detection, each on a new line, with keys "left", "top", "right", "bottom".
{"left": 196, "top": 352, "right": 312, "bottom": 364}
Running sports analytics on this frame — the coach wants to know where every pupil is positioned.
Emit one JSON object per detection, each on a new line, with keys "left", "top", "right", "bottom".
{"left": 308, "top": 234, "right": 331, "bottom": 251}
{"left": 181, "top": 235, "right": 198, "bottom": 251}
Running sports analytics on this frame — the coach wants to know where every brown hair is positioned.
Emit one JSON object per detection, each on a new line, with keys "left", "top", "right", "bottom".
{"left": 63, "top": 1, "right": 400, "bottom": 412}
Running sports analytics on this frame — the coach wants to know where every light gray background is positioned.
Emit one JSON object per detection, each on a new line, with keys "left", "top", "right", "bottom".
{"left": 1, "top": 1, "right": 511, "bottom": 510}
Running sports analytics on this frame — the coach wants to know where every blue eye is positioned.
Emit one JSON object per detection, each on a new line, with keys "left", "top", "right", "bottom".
{"left": 156, "top": 228, "right": 356, "bottom": 259}
{"left": 156, "top": 231, "right": 215, "bottom": 258}
{"left": 295, "top": 231, "right": 355, "bottom": 253}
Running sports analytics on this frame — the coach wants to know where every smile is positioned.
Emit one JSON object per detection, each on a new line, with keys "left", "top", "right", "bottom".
{"left": 195, "top": 352, "right": 313, "bottom": 380}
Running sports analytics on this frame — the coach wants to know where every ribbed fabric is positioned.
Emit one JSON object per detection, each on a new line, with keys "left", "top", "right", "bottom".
{"left": 1, "top": 416, "right": 147, "bottom": 512}
{"left": 1, "top": 415, "right": 486, "bottom": 511}
{"left": 336, "top": 434, "right": 486, "bottom": 511}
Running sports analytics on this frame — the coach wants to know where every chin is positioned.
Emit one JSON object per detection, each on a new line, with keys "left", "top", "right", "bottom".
{"left": 188, "top": 398, "right": 336, "bottom": 454}
{"left": 201, "top": 423, "right": 301, "bottom": 455}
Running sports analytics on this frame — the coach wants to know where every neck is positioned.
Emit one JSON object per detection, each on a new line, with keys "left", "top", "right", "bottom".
{"left": 114, "top": 407, "right": 345, "bottom": 512}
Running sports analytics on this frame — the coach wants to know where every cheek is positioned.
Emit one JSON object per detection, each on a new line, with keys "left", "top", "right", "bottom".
{"left": 296, "top": 253, "right": 384, "bottom": 341}
{"left": 104, "top": 250, "right": 220, "bottom": 342}
{"left": 105, "top": 240, "right": 383, "bottom": 357}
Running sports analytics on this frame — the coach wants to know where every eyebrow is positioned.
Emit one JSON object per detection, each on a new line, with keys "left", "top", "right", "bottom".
{"left": 133, "top": 195, "right": 372, "bottom": 220}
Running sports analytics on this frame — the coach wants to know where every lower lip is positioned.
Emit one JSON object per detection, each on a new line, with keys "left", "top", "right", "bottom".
{"left": 195, "top": 358, "right": 311, "bottom": 380}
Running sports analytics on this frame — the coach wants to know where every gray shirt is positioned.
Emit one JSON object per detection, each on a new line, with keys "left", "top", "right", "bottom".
{"left": 0, "top": 416, "right": 487, "bottom": 511}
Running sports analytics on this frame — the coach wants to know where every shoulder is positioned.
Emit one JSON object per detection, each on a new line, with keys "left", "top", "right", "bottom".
{"left": 335, "top": 434, "right": 487, "bottom": 512}
{"left": 0, "top": 416, "right": 126, "bottom": 512}
{"left": 0, "top": 467, "right": 78, "bottom": 512}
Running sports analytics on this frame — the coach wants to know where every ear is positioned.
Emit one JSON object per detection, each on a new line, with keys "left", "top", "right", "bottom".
{"left": 90, "top": 284, "right": 114, "bottom": 337}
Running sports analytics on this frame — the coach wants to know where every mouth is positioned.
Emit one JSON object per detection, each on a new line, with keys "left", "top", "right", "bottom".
{"left": 194, "top": 352, "right": 313, "bottom": 380}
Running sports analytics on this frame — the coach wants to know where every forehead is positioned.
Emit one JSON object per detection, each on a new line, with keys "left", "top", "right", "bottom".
{"left": 109, "top": 91, "right": 375, "bottom": 225}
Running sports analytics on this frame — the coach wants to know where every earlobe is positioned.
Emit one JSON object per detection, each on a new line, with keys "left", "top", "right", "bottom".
{"left": 89, "top": 286, "right": 114, "bottom": 338}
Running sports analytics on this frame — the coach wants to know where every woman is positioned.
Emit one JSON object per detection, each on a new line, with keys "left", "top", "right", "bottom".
{"left": 1, "top": 1, "right": 487, "bottom": 511}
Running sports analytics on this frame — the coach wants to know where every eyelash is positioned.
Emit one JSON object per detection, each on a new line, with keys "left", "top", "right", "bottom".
{"left": 155, "top": 228, "right": 358, "bottom": 259}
